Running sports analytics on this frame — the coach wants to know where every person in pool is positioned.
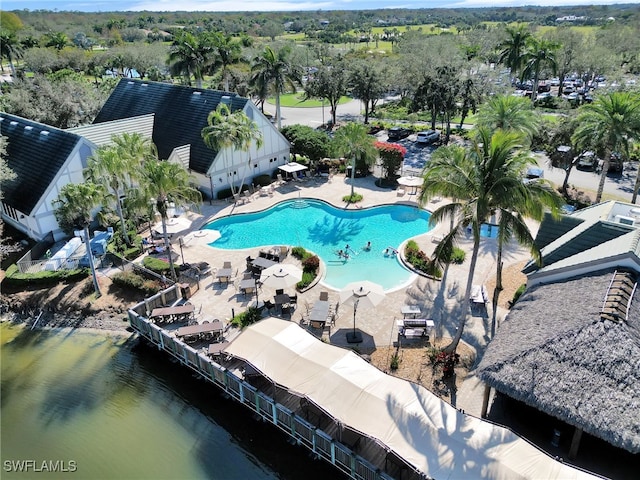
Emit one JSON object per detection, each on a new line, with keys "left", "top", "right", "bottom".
{"left": 363, "top": 241, "right": 371, "bottom": 251}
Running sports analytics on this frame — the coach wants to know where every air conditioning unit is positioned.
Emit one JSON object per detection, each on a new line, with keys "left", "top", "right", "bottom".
{"left": 614, "top": 215, "right": 635, "bottom": 226}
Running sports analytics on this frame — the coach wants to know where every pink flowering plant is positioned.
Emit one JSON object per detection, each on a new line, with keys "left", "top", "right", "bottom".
{"left": 375, "top": 141, "right": 407, "bottom": 184}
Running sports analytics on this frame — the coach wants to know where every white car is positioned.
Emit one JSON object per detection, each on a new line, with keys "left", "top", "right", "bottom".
{"left": 416, "top": 130, "right": 440, "bottom": 145}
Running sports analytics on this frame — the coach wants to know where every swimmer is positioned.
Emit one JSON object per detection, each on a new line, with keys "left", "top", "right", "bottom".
{"left": 345, "top": 244, "right": 350, "bottom": 251}
{"left": 363, "top": 241, "right": 371, "bottom": 251}
{"left": 337, "top": 249, "right": 344, "bottom": 257}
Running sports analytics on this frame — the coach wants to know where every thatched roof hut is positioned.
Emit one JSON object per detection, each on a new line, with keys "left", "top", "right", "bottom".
{"left": 478, "top": 268, "right": 640, "bottom": 454}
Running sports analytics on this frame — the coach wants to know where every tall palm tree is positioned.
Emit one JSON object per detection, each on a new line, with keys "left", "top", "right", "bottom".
{"left": 85, "top": 133, "right": 155, "bottom": 246}
{"left": 142, "top": 160, "right": 202, "bottom": 281}
{"left": 250, "top": 45, "right": 302, "bottom": 129}
{"left": 475, "top": 95, "right": 540, "bottom": 142}
{"left": 497, "top": 24, "right": 531, "bottom": 81}
{"left": 331, "top": 122, "right": 378, "bottom": 198}
{"left": 168, "top": 31, "right": 212, "bottom": 88}
{"left": 572, "top": 91, "right": 640, "bottom": 203}
{"left": 52, "top": 182, "right": 107, "bottom": 297}
{"left": 521, "top": 37, "right": 558, "bottom": 101}
{"left": 210, "top": 32, "right": 243, "bottom": 92}
{"left": 0, "top": 31, "right": 23, "bottom": 78}
{"left": 44, "top": 31, "right": 69, "bottom": 51}
{"left": 418, "top": 128, "right": 548, "bottom": 352}
{"left": 201, "top": 104, "right": 263, "bottom": 197}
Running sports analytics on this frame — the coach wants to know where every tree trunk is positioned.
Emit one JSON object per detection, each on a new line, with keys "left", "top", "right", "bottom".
{"left": 161, "top": 217, "right": 177, "bottom": 282}
{"left": 490, "top": 245, "right": 503, "bottom": 339}
{"left": 595, "top": 152, "right": 610, "bottom": 203}
{"left": 113, "top": 186, "right": 131, "bottom": 246}
{"left": 84, "top": 225, "right": 102, "bottom": 297}
{"left": 350, "top": 156, "right": 356, "bottom": 198}
{"left": 276, "top": 92, "right": 282, "bottom": 130}
{"left": 444, "top": 230, "right": 480, "bottom": 353}
{"left": 562, "top": 166, "right": 572, "bottom": 196}
{"left": 632, "top": 164, "right": 640, "bottom": 204}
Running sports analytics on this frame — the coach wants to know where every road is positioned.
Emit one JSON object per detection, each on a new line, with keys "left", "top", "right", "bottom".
{"left": 275, "top": 99, "right": 638, "bottom": 203}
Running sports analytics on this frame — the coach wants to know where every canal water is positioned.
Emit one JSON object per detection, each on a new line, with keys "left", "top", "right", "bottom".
{"left": 0, "top": 322, "right": 343, "bottom": 480}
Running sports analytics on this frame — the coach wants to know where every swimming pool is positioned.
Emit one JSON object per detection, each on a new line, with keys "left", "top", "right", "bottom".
{"left": 204, "top": 199, "right": 432, "bottom": 291}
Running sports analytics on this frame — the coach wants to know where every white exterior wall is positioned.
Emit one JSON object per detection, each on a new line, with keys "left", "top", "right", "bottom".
{"left": 198, "top": 102, "right": 290, "bottom": 197}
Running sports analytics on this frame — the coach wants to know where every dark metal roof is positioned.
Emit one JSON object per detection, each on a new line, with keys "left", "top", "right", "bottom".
{"left": 1, "top": 114, "right": 84, "bottom": 214}
{"left": 93, "top": 79, "right": 249, "bottom": 174}
{"left": 478, "top": 269, "right": 640, "bottom": 453}
{"left": 534, "top": 211, "right": 584, "bottom": 250}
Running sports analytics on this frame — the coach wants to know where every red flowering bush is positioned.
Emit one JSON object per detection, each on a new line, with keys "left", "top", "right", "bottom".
{"left": 375, "top": 141, "right": 407, "bottom": 182}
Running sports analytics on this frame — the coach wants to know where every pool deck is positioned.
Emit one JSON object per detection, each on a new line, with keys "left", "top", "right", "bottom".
{"left": 164, "top": 171, "right": 536, "bottom": 415}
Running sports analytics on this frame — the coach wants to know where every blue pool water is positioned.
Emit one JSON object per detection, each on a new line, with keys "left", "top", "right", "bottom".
{"left": 205, "top": 199, "right": 432, "bottom": 291}
{"left": 480, "top": 223, "right": 499, "bottom": 238}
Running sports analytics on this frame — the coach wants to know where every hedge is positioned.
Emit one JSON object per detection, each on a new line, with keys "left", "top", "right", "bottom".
{"left": 3, "top": 264, "right": 88, "bottom": 287}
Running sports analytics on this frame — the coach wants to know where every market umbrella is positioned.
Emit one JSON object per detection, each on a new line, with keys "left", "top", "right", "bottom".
{"left": 180, "top": 229, "right": 221, "bottom": 247}
{"left": 153, "top": 216, "right": 193, "bottom": 235}
{"left": 339, "top": 281, "right": 385, "bottom": 343}
{"left": 259, "top": 264, "right": 303, "bottom": 290}
{"left": 397, "top": 175, "right": 424, "bottom": 194}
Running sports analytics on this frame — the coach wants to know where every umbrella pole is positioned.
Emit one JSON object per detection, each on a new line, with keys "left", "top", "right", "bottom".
{"left": 346, "top": 299, "right": 362, "bottom": 343}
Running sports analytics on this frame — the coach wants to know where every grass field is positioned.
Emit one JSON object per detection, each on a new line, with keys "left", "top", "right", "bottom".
{"left": 266, "top": 92, "right": 352, "bottom": 108}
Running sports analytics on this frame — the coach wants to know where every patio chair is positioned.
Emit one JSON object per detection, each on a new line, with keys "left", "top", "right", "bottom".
{"left": 319, "top": 291, "right": 329, "bottom": 301}
{"left": 275, "top": 288, "right": 284, "bottom": 296}
{"left": 264, "top": 300, "right": 275, "bottom": 313}
{"left": 223, "top": 261, "right": 232, "bottom": 269}
{"left": 242, "top": 190, "right": 252, "bottom": 202}
{"left": 290, "top": 294, "right": 298, "bottom": 305}
{"left": 276, "top": 173, "right": 284, "bottom": 185}
{"left": 397, "top": 188, "right": 406, "bottom": 197}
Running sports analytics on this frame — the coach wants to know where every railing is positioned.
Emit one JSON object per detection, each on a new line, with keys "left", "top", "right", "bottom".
{"left": 127, "top": 309, "right": 394, "bottom": 480}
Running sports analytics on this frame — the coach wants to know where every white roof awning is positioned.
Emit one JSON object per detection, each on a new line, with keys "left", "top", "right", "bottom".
{"left": 225, "top": 318, "right": 601, "bottom": 480}
{"left": 278, "top": 162, "right": 308, "bottom": 173}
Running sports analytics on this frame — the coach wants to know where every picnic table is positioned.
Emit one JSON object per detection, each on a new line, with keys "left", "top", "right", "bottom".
{"left": 251, "top": 257, "right": 277, "bottom": 270}
{"left": 150, "top": 304, "right": 195, "bottom": 323}
{"left": 309, "top": 300, "right": 330, "bottom": 324}
{"left": 216, "top": 267, "right": 233, "bottom": 284}
{"left": 176, "top": 320, "right": 223, "bottom": 340}
{"left": 239, "top": 278, "right": 257, "bottom": 296}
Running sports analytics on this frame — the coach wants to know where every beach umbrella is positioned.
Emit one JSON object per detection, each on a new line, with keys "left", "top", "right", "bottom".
{"left": 339, "top": 281, "right": 385, "bottom": 343}
{"left": 259, "top": 264, "right": 303, "bottom": 290}
{"left": 180, "top": 229, "right": 221, "bottom": 247}
{"left": 397, "top": 175, "right": 423, "bottom": 194}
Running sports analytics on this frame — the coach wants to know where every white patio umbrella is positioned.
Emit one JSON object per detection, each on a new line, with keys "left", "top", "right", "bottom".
{"left": 259, "top": 264, "right": 303, "bottom": 290}
{"left": 397, "top": 175, "right": 424, "bottom": 194}
{"left": 153, "top": 216, "right": 193, "bottom": 235}
{"left": 339, "top": 281, "right": 386, "bottom": 343}
{"left": 180, "top": 229, "right": 221, "bottom": 247}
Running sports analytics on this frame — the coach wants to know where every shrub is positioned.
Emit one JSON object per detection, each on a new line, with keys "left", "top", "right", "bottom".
{"left": 510, "top": 284, "right": 526, "bottom": 307}
{"left": 217, "top": 185, "right": 250, "bottom": 200}
{"left": 252, "top": 174, "right": 272, "bottom": 187}
{"left": 231, "top": 306, "right": 262, "bottom": 328}
{"left": 448, "top": 247, "right": 466, "bottom": 264}
{"left": 404, "top": 241, "right": 442, "bottom": 279}
{"left": 3, "top": 265, "right": 88, "bottom": 287}
{"left": 291, "top": 246, "right": 307, "bottom": 259}
{"left": 112, "top": 271, "right": 161, "bottom": 296}
{"left": 297, "top": 271, "right": 316, "bottom": 290}
{"left": 142, "top": 256, "right": 177, "bottom": 278}
{"left": 302, "top": 255, "right": 320, "bottom": 273}
{"left": 342, "top": 193, "right": 363, "bottom": 203}
{"left": 390, "top": 352, "right": 400, "bottom": 370}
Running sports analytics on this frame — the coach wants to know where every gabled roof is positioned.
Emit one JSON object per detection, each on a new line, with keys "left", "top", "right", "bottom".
{"left": 1, "top": 113, "right": 84, "bottom": 214}
{"left": 478, "top": 269, "right": 640, "bottom": 453}
{"left": 68, "top": 114, "right": 154, "bottom": 147}
{"left": 93, "top": 79, "right": 249, "bottom": 174}
{"left": 534, "top": 211, "right": 584, "bottom": 251}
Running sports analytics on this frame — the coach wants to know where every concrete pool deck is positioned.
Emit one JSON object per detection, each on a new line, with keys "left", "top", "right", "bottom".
{"left": 166, "top": 171, "right": 535, "bottom": 414}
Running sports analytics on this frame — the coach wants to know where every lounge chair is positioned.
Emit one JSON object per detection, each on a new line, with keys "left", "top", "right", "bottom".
{"left": 397, "top": 188, "right": 406, "bottom": 197}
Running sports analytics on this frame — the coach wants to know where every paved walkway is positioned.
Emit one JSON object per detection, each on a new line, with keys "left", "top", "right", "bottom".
{"left": 152, "top": 171, "right": 534, "bottom": 416}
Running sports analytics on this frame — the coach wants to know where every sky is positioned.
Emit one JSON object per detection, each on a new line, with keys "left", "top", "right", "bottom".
{"left": 4, "top": 0, "right": 640, "bottom": 13}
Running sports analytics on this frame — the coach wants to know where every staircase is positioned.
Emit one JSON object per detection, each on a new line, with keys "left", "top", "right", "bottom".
{"left": 290, "top": 199, "right": 310, "bottom": 209}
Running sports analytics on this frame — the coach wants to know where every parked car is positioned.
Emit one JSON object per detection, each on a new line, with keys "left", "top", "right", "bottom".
{"left": 576, "top": 152, "right": 597, "bottom": 171}
{"left": 415, "top": 130, "right": 440, "bottom": 145}
{"left": 387, "top": 127, "right": 411, "bottom": 141}
{"left": 523, "top": 167, "right": 544, "bottom": 183}
{"left": 608, "top": 152, "right": 624, "bottom": 173}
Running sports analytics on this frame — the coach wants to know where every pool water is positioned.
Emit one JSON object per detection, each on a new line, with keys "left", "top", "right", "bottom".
{"left": 480, "top": 223, "right": 499, "bottom": 238}
{"left": 205, "top": 199, "right": 432, "bottom": 291}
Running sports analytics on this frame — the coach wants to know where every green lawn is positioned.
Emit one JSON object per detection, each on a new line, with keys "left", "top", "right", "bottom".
{"left": 266, "top": 93, "right": 352, "bottom": 108}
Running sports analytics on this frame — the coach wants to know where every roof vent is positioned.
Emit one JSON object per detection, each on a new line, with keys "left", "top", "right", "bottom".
{"left": 128, "top": 81, "right": 135, "bottom": 85}
{"left": 193, "top": 91, "right": 202, "bottom": 95}
{"left": 25, "top": 126, "right": 33, "bottom": 131}
{"left": 220, "top": 95, "right": 232, "bottom": 105}
{"left": 10, "top": 121, "right": 18, "bottom": 126}
{"left": 141, "top": 83, "right": 148, "bottom": 87}
{"left": 40, "top": 131, "right": 49, "bottom": 136}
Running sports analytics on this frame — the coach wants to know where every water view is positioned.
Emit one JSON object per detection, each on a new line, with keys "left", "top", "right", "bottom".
{"left": 0, "top": 323, "right": 342, "bottom": 480}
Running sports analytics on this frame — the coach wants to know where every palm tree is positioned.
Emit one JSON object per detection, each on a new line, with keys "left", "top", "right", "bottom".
{"left": 52, "top": 182, "right": 107, "bottom": 297}
{"left": 521, "top": 38, "right": 558, "bottom": 101}
{"left": 85, "top": 133, "right": 155, "bottom": 246}
{"left": 210, "top": 32, "right": 243, "bottom": 92}
{"left": 44, "top": 31, "right": 69, "bottom": 51}
{"left": 497, "top": 24, "right": 532, "bottom": 81}
{"left": 418, "top": 127, "right": 549, "bottom": 352}
{"left": 476, "top": 95, "right": 540, "bottom": 141}
{"left": 0, "top": 30, "right": 23, "bottom": 78}
{"left": 201, "top": 104, "right": 263, "bottom": 197}
{"left": 250, "top": 45, "right": 302, "bottom": 129}
{"left": 168, "top": 31, "right": 212, "bottom": 88}
{"left": 142, "top": 160, "right": 202, "bottom": 282}
{"left": 331, "top": 123, "right": 378, "bottom": 198}
{"left": 572, "top": 91, "right": 640, "bottom": 203}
